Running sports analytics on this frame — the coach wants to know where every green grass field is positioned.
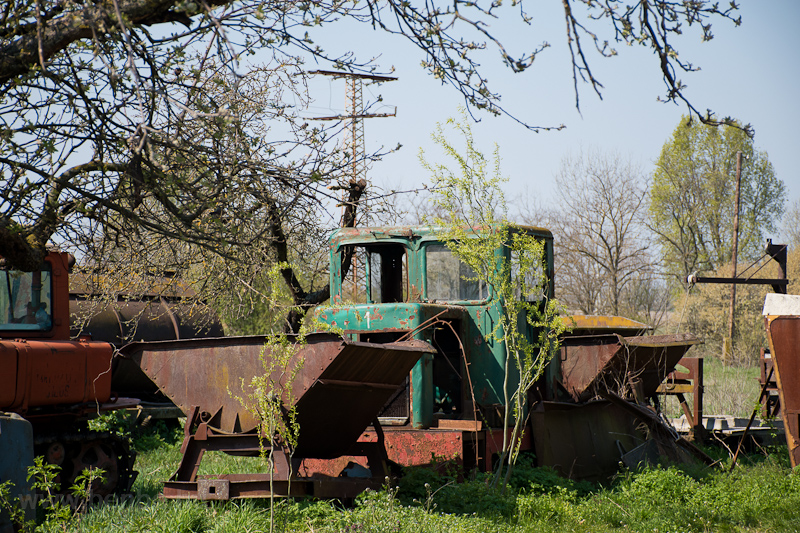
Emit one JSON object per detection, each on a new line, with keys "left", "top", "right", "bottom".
{"left": 660, "top": 356, "right": 762, "bottom": 420}
{"left": 7, "top": 357, "right": 797, "bottom": 533}
{"left": 14, "top": 415, "right": 798, "bottom": 533}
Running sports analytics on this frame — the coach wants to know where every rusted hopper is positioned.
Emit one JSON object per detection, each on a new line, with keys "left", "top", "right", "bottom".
{"left": 763, "top": 293, "right": 800, "bottom": 467}
{"left": 559, "top": 333, "right": 701, "bottom": 402}
{"left": 533, "top": 332, "right": 703, "bottom": 479}
{"left": 119, "top": 334, "right": 434, "bottom": 499}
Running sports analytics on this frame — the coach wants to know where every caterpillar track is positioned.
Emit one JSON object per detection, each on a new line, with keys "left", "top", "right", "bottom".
{"left": 33, "top": 431, "right": 138, "bottom": 497}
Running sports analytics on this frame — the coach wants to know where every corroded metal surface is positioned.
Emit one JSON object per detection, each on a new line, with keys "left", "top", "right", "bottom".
{"left": 765, "top": 316, "right": 800, "bottom": 467}
{"left": 531, "top": 394, "right": 714, "bottom": 480}
{"left": 566, "top": 315, "right": 651, "bottom": 335}
{"left": 71, "top": 298, "right": 224, "bottom": 348}
{"left": 301, "top": 423, "right": 530, "bottom": 477}
{"left": 294, "top": 338, "right": 433, "bottom": 458}
{"left": 560, "top": 333, "right": 701, "bottom": 402}
{"left": 300, "top": 426, "right": 471, "bottom": 477}
{"left": 531, "top": 400, "right": 645, "bottom": 480}
{"left": 121, "top": 334, "right": 433, "bottom": 458}
{"left": 119, "top": 335, "right": 273, "bottom": 433}
{"left": 162, "top": 473, "right": 383, "bottom": 500}
{"left": 0, "top": 339, "right": 113, "bottom": 411}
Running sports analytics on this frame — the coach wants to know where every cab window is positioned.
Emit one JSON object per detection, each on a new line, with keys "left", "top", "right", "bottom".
{"left": 425, "top": 244, "right": 487, "bottom": 302}
{"left": 0, "top": 264, "right": 53, "bottom": 331}
{"left": 340, "top": 244, "right": 407, "bottom": 304}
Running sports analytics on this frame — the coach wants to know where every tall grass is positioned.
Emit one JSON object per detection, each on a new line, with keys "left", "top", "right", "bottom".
{"left": 52, "top": 432, "right": 799, "bottom": 533}
{"left": 660, "top": 355, "right": 761, "bottom": 420}
{"left": 702, "top": 356, "right": 762, "bottom": 418}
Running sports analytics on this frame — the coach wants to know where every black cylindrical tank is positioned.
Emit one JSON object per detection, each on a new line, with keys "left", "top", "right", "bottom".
{"left": 70, "top": 296, "right": 225, "bottom": 399}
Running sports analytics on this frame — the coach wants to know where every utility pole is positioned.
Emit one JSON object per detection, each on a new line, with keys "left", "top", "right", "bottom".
{"left": 723, "top": 150, "right": 743, "bottom": 364}
{"left": 310, "top": 71, "right": 396, "bottom": 300}
{"left": 309, "top": 70, "right": 397, "bottom": 225}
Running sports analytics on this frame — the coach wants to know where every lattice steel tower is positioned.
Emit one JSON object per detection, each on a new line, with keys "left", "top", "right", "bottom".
{"left": 346, "top": 76, "right": 367, "bottom": 184}
{"left": 311, "top": 71, "right": 397, "bottom": 218}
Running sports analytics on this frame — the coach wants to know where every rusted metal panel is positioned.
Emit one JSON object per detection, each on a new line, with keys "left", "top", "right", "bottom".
{"left": 531, "top": 395, "right": 714, "bottom": 480}
{"left": 122, "top": 334, "right": 432, "bottom": 459}
{"left": 0, "top": 343, "right": 18, "bottom": 407}
{"left": 560, "top": 333, "right": 700, "bottom": 402}
{"left": 560, "top": 337, "right": 622, "bottom": 401}
{"left": 0, "top": 339, "right": 113, "bottom": 411}
{"left": 294, "top": 339, "right": 432, "bottom": 458}
{"left": 300, "top": 427, "right": 469, "bottom": 477}
{"left": 197, "top": 478, "right": 230, "bottom": 500}
{"left": 300, "top": 423, "right": 532, "bottom": 477}
{"left": 531, "top": 400, "right": 646, "bottom": 480}
{"left": 567, "top": 315, "right": 651, "bottom": 335}
{"left": 601, "top": 391, "right": 714, "bottom": 466}
{"left": 164, "top": 475, "right": 311, "bottom": 500}
{"left": 765, "top": 316, "right": 800, "bottom": 467}
{"left": 163, "top": 474, "right": 382, "bottom": 500}
{"left": 120, "top": 335, "right": 270, "bottom": 433}
{"left": 383, "top": 428, "right": 468, "bottom": 466}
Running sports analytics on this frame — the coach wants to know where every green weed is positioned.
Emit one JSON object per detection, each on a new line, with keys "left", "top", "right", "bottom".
{"left": 21, "top": 424, "right": 800, "bottom": 533}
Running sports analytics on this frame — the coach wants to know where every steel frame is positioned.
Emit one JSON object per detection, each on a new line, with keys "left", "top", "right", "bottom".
{"left": 162, "top": 406, "right": 392, "bottom": 501}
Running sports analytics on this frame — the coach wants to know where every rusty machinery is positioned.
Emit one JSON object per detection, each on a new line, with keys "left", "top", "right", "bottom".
{"left": 119, "top": 334, "right": 434, "bottom": 499}
{"left": 2, "top": 225, "right": 711, "bottom": 501}
{"left": 114, "top": 225, "right": 707, "bottom": 498}
{"left": 0, "top": 251, "right": 225, "bottom": 495}
{"left": 0, "top": 252, "right": 136, "bottom": 496}
{"left": 311, "top": 226, "right": 708, "bottom": 480}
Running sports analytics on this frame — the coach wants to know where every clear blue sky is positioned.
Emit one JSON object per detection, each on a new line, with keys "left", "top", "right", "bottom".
{"left": 300, "top": 1, "right": 799, "bottom": 234}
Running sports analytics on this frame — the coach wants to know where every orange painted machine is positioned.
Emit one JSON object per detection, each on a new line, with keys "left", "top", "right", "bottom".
{"left": 0, "top": 251, "right": 136, "bottom": 495}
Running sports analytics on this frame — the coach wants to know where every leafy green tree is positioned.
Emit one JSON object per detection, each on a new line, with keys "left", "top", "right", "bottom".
{"left": 782, "top": 198, "right": 800, "bottom": 250}
{"left": 1, "top": 0, "right": 748, "bottom": 337}
{"left": 650, "top": 118, "right": 785, "bottom": 282}
{"left": 66, "top": 63, "right": 356, "bottom": 333}
{"left": 421, "top": 112, "right": 566, "bottom": 490}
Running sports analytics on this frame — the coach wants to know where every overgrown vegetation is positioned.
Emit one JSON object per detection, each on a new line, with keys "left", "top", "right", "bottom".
{"left": 0, "top": 457, "right": 106, "bottom": 533}
{"left": 5, "top": 424, "right": 797, "bottom": 533}
{"left": 420, "top": 112, "right": 567, "bottom": 489}
{"left": 659, "top": 357, "right": 760, "bottom": 420}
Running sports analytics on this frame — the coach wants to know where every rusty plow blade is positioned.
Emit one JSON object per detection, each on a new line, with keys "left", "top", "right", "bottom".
{"left": 560, "top": 333, "right": 701, "bottom": 403}
{"left": 119, "top": 333, "right": 434, "bottom": 499}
